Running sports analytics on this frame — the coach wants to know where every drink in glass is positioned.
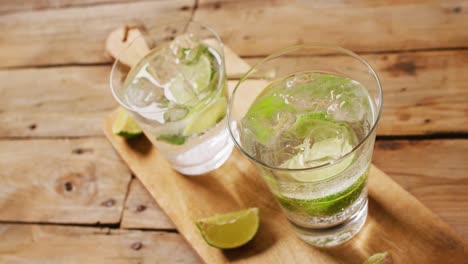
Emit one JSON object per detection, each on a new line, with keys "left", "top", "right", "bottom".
{"left": 227, "top": 45, "right": 382, "bottom": 247}
{"left": 111, "top": 21, "right": 233, "bottom": 175}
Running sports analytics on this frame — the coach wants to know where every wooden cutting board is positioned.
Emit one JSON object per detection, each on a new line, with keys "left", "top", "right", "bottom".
{"left": 103, "top": 114, "right": 466, "bottom": 263}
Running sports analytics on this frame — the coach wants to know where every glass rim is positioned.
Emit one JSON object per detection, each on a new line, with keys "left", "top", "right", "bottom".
{"left": 227, "top": 43, "right": 383, "bottom": 172}
{"left": 109, "top": 19, "right": 225, "bottom": 114}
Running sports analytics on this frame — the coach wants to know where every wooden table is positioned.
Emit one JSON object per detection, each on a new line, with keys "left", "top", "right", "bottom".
{"left": 1, "top": 0, "right": 467, "bottom": 262}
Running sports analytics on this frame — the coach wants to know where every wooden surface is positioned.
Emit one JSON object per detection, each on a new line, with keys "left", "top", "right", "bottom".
{"left": 103, "top": 114, "right": 466, "bottom": 263}
{"left": 0, "top": 224, "right": 201, "bottom": 263}
{"left": 1, "top": 0, "right": 467, "bottom": 263}
{"left": 0, "top": 138, "right": 131, "bottom": 224}
{"left": 121, "top": 179, "right": 175, "bottom": 230}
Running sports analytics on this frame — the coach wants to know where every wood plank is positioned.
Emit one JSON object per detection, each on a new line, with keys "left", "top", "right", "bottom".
{"left": 0, "top": 0, "right": 163, "bottom": 14}
{"left": 0, "top": 63, "right": 246, "bottom": 139}
{"left": 121, "top": 178, "right": 175, "bottom": 230}
{"left": 2, "top": 49, "right": 464, "bottom": 138}
{"left": 0, "top": 138, "right": 131, "bottom": 224}
{"left": 0, "top": 0, "right": 194, "bottom": 68}
{"left": 0, "top": 66, "right": 116, "bottom": 138}
{"left": 373, "top": 139, "right": 468, "bottom": 239}
{"left": 194, "top": 0, "right": 468, "bottom": 56}
{"left": 121, "top": 139, "right": 468, "bottom": 239}
{"left": 104, "top": 113, "right": 466, "bottom": 264}
{"left": 0, "top": 224, "right": 202, "bottom": 263}
{"left": 245, "top": 50, "right": 468, "bottom": 135}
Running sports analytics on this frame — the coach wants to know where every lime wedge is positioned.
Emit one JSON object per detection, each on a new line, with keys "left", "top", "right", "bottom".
{"left": 112, "top": 108, "right": 143, "bottom": 138}
{"left": 181, "top": 53, "right": 212, "bottom": 93}
{"left": 196, "top": 208, "right": 260, "bottom": 249}
{"left": 183, "top": 97, "right": 227, "bottom": 136}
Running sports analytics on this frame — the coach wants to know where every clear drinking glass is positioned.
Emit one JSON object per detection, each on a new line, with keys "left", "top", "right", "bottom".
{"left": 227, "top": 44, "right": 383, "bottom": 247}
{"left": 111, "top": 21, "right": 233, "bottom": 175}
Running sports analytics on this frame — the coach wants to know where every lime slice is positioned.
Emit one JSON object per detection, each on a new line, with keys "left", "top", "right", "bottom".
{"left": 282, "top": 112, "right": 356, "bottom": 182}
{"left": 363, "top": 252, "right": 393, "bottom": 264}
{"left": 112, "top": 108, "right": 143, "bottom": 138}
{"left": 166, "top": 53, "right": 212, "bottom": 104}
{"left": 181, "top": 53, "right": 212, "bottom": 93}
{"left": 243, "top": 94, "right": 296, "bottom": 144}
{"left": 277, "top": 168, "right": 368, "bottom": 216}
{"left": 196, "top": 208, "right": 260, "bottom": 249}
{"left": 183, "top": 97, "right": 227, "bottom": 136}
{"left": 284, "top": 137, "right": 355, "bottom": 182}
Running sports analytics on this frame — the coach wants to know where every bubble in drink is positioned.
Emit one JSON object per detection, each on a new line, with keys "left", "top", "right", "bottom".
{"left": 240, "top": 71, "right": 375, "bottom": 229}
{"left": 123, "top": 34, "right": 227, "bottom": 146}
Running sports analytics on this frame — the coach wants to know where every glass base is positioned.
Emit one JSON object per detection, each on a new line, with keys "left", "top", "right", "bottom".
{"left": 174, "top": 141, "right": 233, "bottom": 175}
{"left": 291, "top": 199, "right": 368, "bottom": 247}
{"left": 172, "top": 130, "right": 234, "bottom": 175}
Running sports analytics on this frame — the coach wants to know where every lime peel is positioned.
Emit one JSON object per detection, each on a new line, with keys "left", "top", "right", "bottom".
{"left": 183, "top": 96, "right": 227, "bottom": 136}
{"left": 278, "top": 168, "right": 369, "bottom": 216}
{"left": 112, "top": 107, "right": 143, "bottom": 138}
{"left": 195, "top": 207, "right": 260, "bottom": 249}
{"left": 181, "top": 53, "right": 212, "bottom": 93}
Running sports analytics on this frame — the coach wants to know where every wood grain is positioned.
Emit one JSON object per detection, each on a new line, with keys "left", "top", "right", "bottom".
{"left": 3, "top": 49, "right": 465, "bottom": 138}
{"left": 0, "top": 66, "right": 116, "bottom": 138}
{"left": 121, "top": 178, "right": 175, "bottom": 230}
{"left": 245, "top": 50, "right": 468, "bottom": 135}
{"left": 194, "top": 0, "right": 468, "bottom": 56}
{"left": 0, "top": 0, "right": 194, "bottom": 68}
{"left": 119, "top": 139, "right": 468, "bottom": 240}
{"left": 373, "top": 139, "right": 468, "bottom": 239}
{"left": 0, "top": 138, "right": 131, "bottom": 224}
{"left": 2, "top": 1, "right": 467, "bottom": 68}
{"left": 104, "top": 113, "right": 466, "bottom": 263}
{"left": 0, "top": 224, "right": 202, "bottom": 263}
{"left": 0, "top": 0, "right": 163, "bottom": 14}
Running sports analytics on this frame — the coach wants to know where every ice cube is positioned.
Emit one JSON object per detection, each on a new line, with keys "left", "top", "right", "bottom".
{"left": 165, "top": 74, "right": 197, "bottom": 105}
{"left": 163, "top": 106, "right": 189, "bottom": 122}
{"left": 125, "top": 77, "right": 166, "bottom": 108}
{"left": 328, "top": 80, "right": 371, "bottom": 123}
{"left": 145, "top": 48, "right": 179, "bottom": 87}
{"left": 169, "top": 34, "right": 202, "bottom": 64}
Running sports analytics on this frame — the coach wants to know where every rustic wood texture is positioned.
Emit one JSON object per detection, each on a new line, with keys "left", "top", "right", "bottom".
{"left": 121, "top": 179, "right": 175, "bottom": 230}
{"left": 0, "top": 0, "right": 163, "bottom": 14}
{"left": 103, "top": 113, "right": 466, "bottom": 263}
{"left": 0, "top": 0, "right": 194, "bottom": 68}
{"left": 195, "top": 0, "right": 468, "bottom": 56}
{"left": 120, "top": 139, "right": 468, "bottom": 240}
{"left": 2, "top": 49, "right": 465, "bottom": 139}
{"left": 0, "top": 224, "right": 202, "bottom": 263}
{"left": 2, "top": 1, "right": 467, "bottom": 68}
{"left": 245, "top": 50, "right": 468, "bottom": 136}
{"left": 0, "top": 66, "right": 116, "bottom": 138}
{"left": 1, "top": 1, "right": 467, "bottom": 262}
{"left": 0, "top": 138, "right": 131, "bottom": 224}
{"left": 374, "top": 139, "right": 468, "bottom": 239}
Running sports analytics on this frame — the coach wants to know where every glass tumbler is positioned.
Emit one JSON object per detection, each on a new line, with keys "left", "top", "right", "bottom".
{"left": 110, "top": 21, "right": 234, "bottom": 175}
{"left": 227, "top": 44, "right": 383, "bottom": 247}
